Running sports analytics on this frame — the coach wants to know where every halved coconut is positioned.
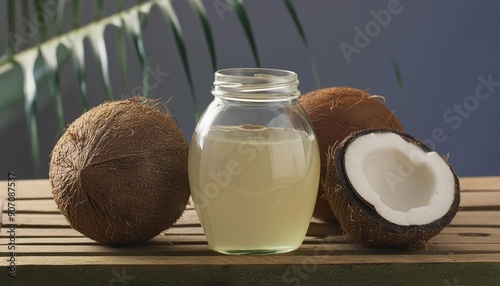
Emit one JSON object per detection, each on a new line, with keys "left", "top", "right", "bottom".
{"left": 324, "top": 129, "right": 460, "bottom": 250}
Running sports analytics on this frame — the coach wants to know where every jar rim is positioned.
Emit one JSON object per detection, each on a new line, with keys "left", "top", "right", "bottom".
{"left": 212, "top": 68, "right": 300, "bottom": 102}
{"left": 215, "top": 68, "right": 297, "bottom": 79}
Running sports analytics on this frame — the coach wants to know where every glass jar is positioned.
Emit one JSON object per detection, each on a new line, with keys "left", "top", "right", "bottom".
{"left": 188, "top": 68, "right": 320, "bottom": 255}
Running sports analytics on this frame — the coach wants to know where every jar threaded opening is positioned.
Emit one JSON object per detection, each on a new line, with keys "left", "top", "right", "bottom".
{"left": 212, "top": 68, "right": 300, "bottom": 102}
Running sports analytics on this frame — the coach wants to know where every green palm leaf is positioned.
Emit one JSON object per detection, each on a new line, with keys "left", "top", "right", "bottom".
{"left": 226, "top": 0, "right": 260, "bottom": 67}
{"left": 122, "top": 7, "right": 150, "bottom": 97}
{"left": 21, "top": 2, "right": 31, "bottom": 51}
{"left": 66, "top": 33, "right": 89, "bottom": 109}
{"left": 157, "top": 0, "right": 199, "bottom": 119}
{"left": 0, "top": 0, "right": 322, "bottom": 175}
{"left": 393, "top": 58, "right": 404, "bottom": 91}
{"left": 95, "top": 0, "right": 105, "bottom": 20}
{"left": 40, "top": 43, "right": 65, "bottom": 133}
{"left": 1, "top": 1, "right": 158, "bottom": 172}
{"left": 17, "top": 49, "right": 42, "bottom": 176}
{"left": 188, "top": 0, "right": 217, "bottom": 71}
{"left": 73, "top": 0, "right": 81, "bottom": 28}
{"left": 34, "top": 0, "right": 47, "bottom": 42}
{"left": 116, "top": 0, "right": 129, "bottom": 94}
{"left": 283, "top": 0, "right": 321, "bottom": 88}
{"left": 7, "top": 0, "right": 16, "bottom": 53}
{"left": 283, "top": 0, "right": 307, "bottom": 47}
{"left": 56, "top": 0, "right": 65, "bottom": 35}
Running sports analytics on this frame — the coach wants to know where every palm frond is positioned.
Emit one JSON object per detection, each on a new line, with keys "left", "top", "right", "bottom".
{"left": 157, "top": 0, "right": 199, "bottom": 119}
{"left": 40, "top": 42, "right": 65, "bottom": 132}
{"left": 56, "top": 0, "right": 65, "bottom": 35}
{"left": 88, "top": 24, "right": 114, "bottom": 100}
{"left": 283, "top": 0, "right": 321, "bottom": 88}
{"left": 1, "top": 1, "right": 158, "bottom": 171}
{"left": 122, "top": 7, "right": 150, "bottom": 97}
{"left": 0, "top": 0, "right": 317, "bottom": 175}
{"left": 72, "top": 0, "right": 81, "bottom": 28}
{"left": 95, "top": 0, "right": 105, "bottom": 20}
{"left": 116, "top": 0, "right": 129, "bottom": 94}
{"left": 34, "top": 0, "right": 47, "bottom": 42}
{"left": 21, "top": 2, "right": 31, "bottom": 51}
{"left": 17, "top": 49, "right": 42, "bottom": 176}
{"left": 283, "top": 0, "right": 307, "bottom": 47}
{"left": 188, "top": 0, "right": 217, "bottom": 71}
{"left": 66, "top": 33, "right": 89, "bottom": 109}
{"left": 393, "top": 58, "right": 404, "bottom": 92}
{"left": 226, "top": 0, "right": 260, "bottom": 67}
{"left": 7, "top": 0, "right": 16, "bottom": 53}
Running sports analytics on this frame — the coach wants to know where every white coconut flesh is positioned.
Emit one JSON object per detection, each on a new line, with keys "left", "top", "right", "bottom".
{"left": 344, "top": 132, "right": 456, "bottom": 226}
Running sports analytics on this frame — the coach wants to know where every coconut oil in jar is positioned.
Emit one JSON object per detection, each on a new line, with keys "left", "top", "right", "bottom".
{"left": 188, "top": 68, "right": 320, "bottom": 255}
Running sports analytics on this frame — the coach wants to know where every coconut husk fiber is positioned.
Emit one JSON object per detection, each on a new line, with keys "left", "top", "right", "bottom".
{"left": 49, "top": 97, "right": 190, "bottom": 245}
{"left": 323, "top": 129, "right": 460, "bottom": 250}
{"left": 299, "top": 87, "right": 404, "bottom": 222}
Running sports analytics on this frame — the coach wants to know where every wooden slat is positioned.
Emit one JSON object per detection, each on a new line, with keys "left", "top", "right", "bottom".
{"left": 2, "top": 192, "right": 497, "bottom": 215}
{"left": 2, "top": 225, "right": 497, "bottom": 241}
{"left": 0, "top": 223, "right": 341, "bottom": 238}
{"left": 0, "top": 210, "right": 201, "bottom": 228}
{"left": 0, "top": 179, "right": 52, "bottom": 199}
{"left": 0, "top": 235, "right": 349, "bottom": 245}
{"left": 0, "top": 227, "right": 83, "bottom": 237}
{"left": 0, "top": 220, "right": 342, "bottom": 239}
{"left": 1, "top": 177, "right": 499, "bottom": 199}
{"left": 427, "top": 230, "right": 500, "bottom": 244}
{"left": 2, "top": 236, "right": 208, "bottom": 245}
{"left": 460, "top": 176, "right": 500, "bottom": 191}
{"left": 460, "top": 191, "right": 500, "bottom": 209}
{"left": 449, "top": 211, "right": 500, "bottom": 227}
{"left": 4, "top": 228, "right": 499, "bottom": 246}
{"left": 0, "top": 226, "right": 207, "bottom": 238}
{"left": 5, "top": 210, "right": 499, "bottom": 229}
{"left": 0, "top": 180, "right": 197, "bottom": 211}
{"left": 2, "top": 199, "right": 59, "bottom": 213}
{"left": 0, "top": 199, "right": 196, "bottom": 213}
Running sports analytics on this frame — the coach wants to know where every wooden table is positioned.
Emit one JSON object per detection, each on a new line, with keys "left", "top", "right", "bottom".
{"left": 1, "top": 177, "right": 499, "bottom": 285}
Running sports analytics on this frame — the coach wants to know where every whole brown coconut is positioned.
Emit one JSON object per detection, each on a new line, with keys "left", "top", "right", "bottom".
{"left": 299, "top": 87, "right": 404, "bottom": 222}
{"left": 49, "top": 97, "right": 190, "bottom": 245}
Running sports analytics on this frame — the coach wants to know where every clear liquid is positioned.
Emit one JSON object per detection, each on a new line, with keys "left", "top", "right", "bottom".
{"left": 188, "top": 125, "right": 320, "bottom": 255}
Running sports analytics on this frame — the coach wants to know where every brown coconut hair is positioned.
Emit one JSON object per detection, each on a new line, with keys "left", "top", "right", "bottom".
{"left": 49, "top": 97, "right": 190, "bottom": 244}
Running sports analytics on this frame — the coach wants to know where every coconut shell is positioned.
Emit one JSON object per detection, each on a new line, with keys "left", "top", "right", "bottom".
{"left": 49, "top": 97, "right": 190, "bottom": 245}
{"left": 323, "top": 129, "right": 460, "bottom": 250}
{"left": 299, "top": 87, "right": 404, "bottom": 222}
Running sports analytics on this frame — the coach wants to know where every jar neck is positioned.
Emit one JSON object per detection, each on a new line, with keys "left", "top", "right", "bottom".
{"left": 212, "top": 68, "right": 300, "bottom": 102}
